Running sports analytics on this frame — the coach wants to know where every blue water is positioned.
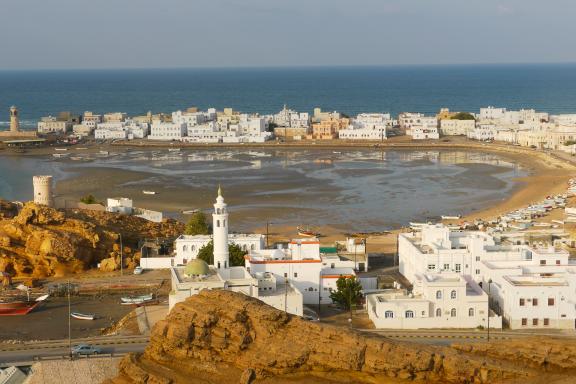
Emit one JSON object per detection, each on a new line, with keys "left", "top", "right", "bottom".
{"left": 1, "top": 64, "right": 576, "bottom": 129}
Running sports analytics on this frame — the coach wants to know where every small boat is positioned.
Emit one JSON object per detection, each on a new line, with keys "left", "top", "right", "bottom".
{"left": 297, "top": 226, "right": 319, "bottom": 238}
{"left": 182, "top": 209, "right": 199, "bottom": 214}
{"left": 71, "top": 312, "right": 95, "bottom": 320}
{"left": 332, "top": 151, "right": 342, "bottom": 154}
{"left": 409, "top": 222, "right": 427, "bottom": 227}
{"left": 143, "top": 191, "right": 157, "bottom": 195}
{"left": 121, "top": 294, "right": 154, "bottom": 305}
{"left": 0, "top": 294, "right": 49, "bottom": 316}
{"left": 168, "top": 148, "right": 181, "bottom": 152}
{"left": 441, "top": 215, "right": 461, "bottom": 220}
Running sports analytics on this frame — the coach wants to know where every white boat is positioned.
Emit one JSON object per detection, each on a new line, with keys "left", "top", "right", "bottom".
{"left": 441, "top": 215, "right": 461, "bottom": 220}
{"left": 121, "top": 294, "right": 154, "bottom": 305}
{"left": 143, "top": 191, "right": 157, "bottom": 195}
{"left": 409, "top": 222, "right": 427, "bottom": 227}
{"left": 168, "top": 148, "right": 181, "bottom": 152}
{"left": 182, "top": 209, "right": 199, "bottom": 214}
{"left": 71, "top": 312, "right": 95, "bottom": 320}
{"left": 332, "top": 151, "right": 342, "bottom": 154}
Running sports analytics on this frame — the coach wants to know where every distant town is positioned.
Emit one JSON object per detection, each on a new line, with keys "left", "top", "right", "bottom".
{"left": 2, "top": 104, "right": 576, "bottom": 152}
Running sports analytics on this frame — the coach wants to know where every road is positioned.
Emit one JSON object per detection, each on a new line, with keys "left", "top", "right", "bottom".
{"left": 0, "top": 336, "right": 148, "bottom": 366}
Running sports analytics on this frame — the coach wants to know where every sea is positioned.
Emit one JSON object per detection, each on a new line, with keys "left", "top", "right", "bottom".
{"left": 1, "top": 64, "right": 576, "bottom": 129}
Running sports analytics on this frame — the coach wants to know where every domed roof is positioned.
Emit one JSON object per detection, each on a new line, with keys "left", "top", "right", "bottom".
{"left": 185, "top": 259, "right": 210, "bottom": 276}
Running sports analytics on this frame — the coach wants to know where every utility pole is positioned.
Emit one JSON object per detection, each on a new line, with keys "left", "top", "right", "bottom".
{"left": 68, "top": 280, "right": 72, "bottom": 359}
{"left": 487, "top": 279, "right": 492, "bottom": 342}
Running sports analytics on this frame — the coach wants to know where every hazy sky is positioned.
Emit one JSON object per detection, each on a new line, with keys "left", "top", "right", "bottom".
{"left": 1, "top": 0, "right": 575, "bottom": 69}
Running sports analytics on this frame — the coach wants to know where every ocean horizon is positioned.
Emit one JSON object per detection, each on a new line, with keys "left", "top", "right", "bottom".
{"left": 1, "top": 63, "right": 576, "bottom": 129}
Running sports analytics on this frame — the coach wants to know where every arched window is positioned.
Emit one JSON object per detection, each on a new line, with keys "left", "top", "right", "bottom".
{"left": 217, "top": 220, "right": 220, "bottom": 227}
{"left": 384, "top": 310, "right": 394, "bottom": 319}
{"left": 216, "top": 208, "right": 220, "bottom": 214}
{"left": 451, "top": 290, "right": 457, "bottom": 299}
{"left": 405, "top": 310, "right": 414, "bottom": 318}
{"left": 242, "top": 244, "right": 247, "bottom": 251}
{"left": 436, "top": 308, "right": 442, "bottom": 317}
{"left": 251, "top": 244, "right": 255, "bottom": 250}
{"left": 223, "top": 220, "right": 226, "bottom": 227}
{"left": 451, "top": 308, "right": 457, "bottom": 317}
{"left": 183, "top": 245, "right": 187, "bottom": 252}
{"left": 436, "top": 290, "right": 442, "bottom": 299}
{"left": 191, "top": 245, "right": 195, "bottom": 251}
{"left": 468, "top": 308, "right": 474, "bottom": 317}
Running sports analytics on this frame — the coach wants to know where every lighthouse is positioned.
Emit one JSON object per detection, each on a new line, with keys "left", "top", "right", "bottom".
{"left": 212, "top": 185, "right": 229, "bottom": 269}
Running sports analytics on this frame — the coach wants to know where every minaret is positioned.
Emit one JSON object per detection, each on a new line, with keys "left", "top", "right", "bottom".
{"left": 212, "top": 185, "right": 229, "bottom": 269}
{"left": 10, "top": 106, "right": 19, "bottom": 133}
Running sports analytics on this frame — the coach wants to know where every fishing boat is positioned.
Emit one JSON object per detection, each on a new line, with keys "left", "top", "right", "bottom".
{"left": 297, "top": 226, "right": 319, "bottom": 238}
{"left": 168, "top": 148, "right": 181, "bottom": 152}
{"left": 182, "top": 209, "right": 199, "bottom": 214}
{"left": 71, "top": 312, "right": 95, "bottom": 320}
{"left": 142, "top": 191, "right": 157, "bottom": 195}
{"left": 441, "top": 215, "right": 461, "bottom": 220}
{"left": 0, "top": 294, "right": 49, "bottom": 316}
{"left": 121, "top": 294, "right": 154, "bottom": 305}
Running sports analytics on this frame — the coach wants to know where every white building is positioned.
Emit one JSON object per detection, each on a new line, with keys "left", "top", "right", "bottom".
{"left": 37, "top": 117, "right": 72, "bottom": 134}
{"left": 175, "top": 233, "right": 265, "bottom": 265}
{"left": 439, "top": 119, "right": 475, "bottom": 136}
{"left": 367, "top": 274, "right": 498, "bottom": 329}
{"left": 94, "top": 121, "right": 149, "bottom": 140}
{"left": 338, "top": 113, "right": 391, "bottom": 140}
{"left": 467, "top": 123, "right": 497, "bottom": 141}
{"left": 106, "top": 197, "right": 163, "bottom": 223}
{"left": 398, "top": 224, "right": 575, "bottom": 329}
{"left": 273, "top": 105, "right": 310, "bottom": 129}
{"left": 398, "top": 113, "right": 439, "bottom": 139}
{"left": 148, "top": 121, "right": 187, "bottom": 141}
{"left": 167, "top": 188, "right": 304, "bottom": 316}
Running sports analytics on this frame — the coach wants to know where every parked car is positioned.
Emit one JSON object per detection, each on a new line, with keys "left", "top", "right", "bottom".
{"left": 71, "top": 344, "right": 102, "bottom": 355}
{"left": 133, "top": 266, "right": 143, "bottom": 275}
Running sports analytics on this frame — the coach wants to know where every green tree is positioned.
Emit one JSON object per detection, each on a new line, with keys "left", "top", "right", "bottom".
{"left": 80, "top": 194, "right": 97, "bottom": 204}
{"left": 330, "top": 276, "right": 363, "bottom": 311}
{"left": 196, "top": 240, "right": 248, "bottom": 267}
{"left": 185, "top": 212, "right": 211, "bottom": 235}
{"left": 450, "top": 112, "right": 475, "bottom": 120}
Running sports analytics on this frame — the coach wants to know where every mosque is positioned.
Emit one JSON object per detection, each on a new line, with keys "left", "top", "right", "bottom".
{"left": 168, "top": 187, "right": 360, "bottom": 317}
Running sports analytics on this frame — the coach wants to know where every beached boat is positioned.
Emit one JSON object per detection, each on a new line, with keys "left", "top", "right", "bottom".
{"left": 142, "top": 191, "right": 157, "bottom": 195}
{"left": 182, "top": 209, "right": 199, "bottom": 214}
{"left": 168, "top": 148, "right": 181, "bottom": 152}
{"left": 121, "top": 294, "right": 154, "bottom": 305}
{"left": 71, "top": 312, "right": 95, "bottom": 320}
{"left": 441, "top": 215, "right": 461, "bottom": 220}
{"left": 409, "top": 222, "right": 427, "bottom": 227}
{"left": 0, "top": 294, "right": 49, "bottom": 316}
{"left": 297, "top": 226, "right": 319, "bottom": 238}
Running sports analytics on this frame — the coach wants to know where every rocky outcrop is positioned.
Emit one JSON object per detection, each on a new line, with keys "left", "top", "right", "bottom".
{"left": 108, "top": 290, "right": 576, "bottom": 384}
{"left": 0, "top": 202, "right": 183, "bottom": 278}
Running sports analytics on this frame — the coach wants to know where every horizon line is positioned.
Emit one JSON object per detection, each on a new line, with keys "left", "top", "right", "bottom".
{"left": 1, "top": 61, "right": 576, "bottom": 72}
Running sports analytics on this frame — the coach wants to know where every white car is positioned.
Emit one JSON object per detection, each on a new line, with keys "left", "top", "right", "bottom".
{"left": 133, "top": 266, "right": 143, "bottom": 275}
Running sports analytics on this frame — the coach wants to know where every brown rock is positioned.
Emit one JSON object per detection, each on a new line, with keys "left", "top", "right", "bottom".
{"left": 108, "top": 290, "right": 576, "bottom": 384}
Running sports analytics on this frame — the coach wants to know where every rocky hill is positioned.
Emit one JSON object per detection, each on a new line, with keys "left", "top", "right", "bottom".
{"left": 0, "top": 200, "right": 183, "bottom": 278}
{"left": 107, "top": 290, "right": 576, "bottom": 384}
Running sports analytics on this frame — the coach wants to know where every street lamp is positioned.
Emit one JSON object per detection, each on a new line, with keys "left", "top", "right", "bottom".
{"left": 118, "top": 233, "right": 124, "bottom": 276}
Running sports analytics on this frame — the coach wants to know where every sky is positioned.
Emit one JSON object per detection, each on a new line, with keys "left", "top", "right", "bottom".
{"left": 1, "top": 0, "right": 575, "bottom": 69}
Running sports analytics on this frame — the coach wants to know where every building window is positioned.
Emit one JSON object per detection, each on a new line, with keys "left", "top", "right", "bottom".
{"left": 548, "top": 298, "right": 555, "bottom": 306}
{"left": 533, "top": 318, "right": 538, "bottom": 326}
{"left": 443, "top": 264, "right": 449, "bottom": 270}
{"left": 450, "top": 308, "right": 456, "bottom": 317}
{"left": 519, "top": 298, "right": 525, "bottom": 306}
{"left": 468, "top": 308, "right": 474, "bottom": 317}
{"left": 436, "top": 308, "right": 442, "bottom": 317}
{"left": 540, "top": 260, "right": 546, "bottom": 265}
{"left": 475, "top": 256, "right": 480, "bottom": 261}
{"left": 455, "top": 264, "right": 461, "bottom": 273}
{"left": 450, "top": 290, "right": 457, "bottom": 299}
{"left": 533, "top": 298, "right": 538, "bottom": 306}
{"left": 183, "top": 245, "right": 187, "bottom": 252}
{"left": 405, "top": 310, "right": 414, "bottom": 318}
{"left": 427, "top": 264, "right": 436, "bottom": 271}
{"left": 217, "top": 220, "right": 220, "bottom": 227}
{"left": 284, "top": 272, "right": 288, "bottom": 278}
{"left": 385, "top": 311, "right": 394, "bottom": 319}
{"left": 544, "top": 318, "right": 549, "bottom": 326}
{"left": 475, "top": 269, "right": 480, "bottom": 275}
{"left": 521, "top": 318, "right": 527, "bottom": 326}
{"left": 294, "top": 273, "right": 298, "bottom": 278}
{"left": 436, "top": 290, "right": 442, "bottom": 299}
{"left": 556, "top": 260, "right": 560, "bottom": 265}
{"left": 421, "top": 311, "right": 425, "bottom": 316}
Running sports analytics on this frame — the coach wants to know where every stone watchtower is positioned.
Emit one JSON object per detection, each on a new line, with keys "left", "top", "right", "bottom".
{"left": 212, "top": 185, "right": 229, "bottom": 269}
{"left": 33, "top": 175, "right": 54, "bottom": 207}
{"left": 10, "top": 106, "right": 19, "bottom": 133}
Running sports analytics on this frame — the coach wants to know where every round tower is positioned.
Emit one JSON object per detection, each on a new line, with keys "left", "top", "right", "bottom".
{"left": 212, "top": 185, "right": 229, "bottom": 269}
{"left": 10, "top": 106, "right": 19, "bottom": 133}
{"left": 33, "top": 175, "right": 54, "bottom": 207}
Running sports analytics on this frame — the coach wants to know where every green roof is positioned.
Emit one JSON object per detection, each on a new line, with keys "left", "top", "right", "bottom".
{"left": 320, "top": 247, "right": 338, "bottom": 254}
